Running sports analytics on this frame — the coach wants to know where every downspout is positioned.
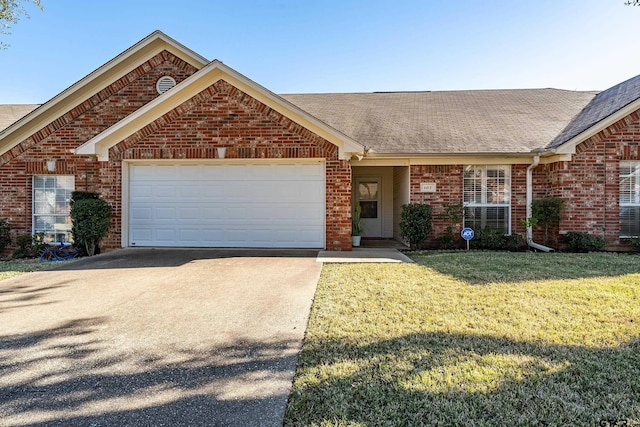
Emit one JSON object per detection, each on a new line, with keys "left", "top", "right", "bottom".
{"left": 526, "top": 154, "right": 555, "bottom": 252}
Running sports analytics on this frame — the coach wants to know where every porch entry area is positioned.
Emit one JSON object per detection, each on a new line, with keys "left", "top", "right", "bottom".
{"left": 352, "top": 166, "right": 409, "bottom": 247}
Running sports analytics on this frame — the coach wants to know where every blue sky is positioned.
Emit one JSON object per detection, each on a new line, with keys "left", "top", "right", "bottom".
{"left": 1, "top": 0, "right": 639, "bottom": 104}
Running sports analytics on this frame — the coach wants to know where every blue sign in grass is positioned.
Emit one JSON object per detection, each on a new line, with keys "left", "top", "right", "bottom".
{"left": 461, "top": 227, "right": 475, "bottom": 241}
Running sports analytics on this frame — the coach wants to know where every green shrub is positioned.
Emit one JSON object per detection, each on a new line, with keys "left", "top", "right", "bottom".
{"left": 436, "top": 232, "right": 464, "bottom": 250}
{"left": 71, "top": 191, "right": 100, "bottom": 201}
{"left": 12, "top": 233, "right": 49, "bottom": 258}
{"left": 472, "top": 228, "right": 504, "bottom": 250}
{"left": 472, "top": 228, "right": 525, "bottom": 251}
{"left": 13, "top": 234, "right": 33, "bottom": 258}
{"left": 561, "top": 231, "right": 606, "bottom": 252}
{"left": 531, "top": 197, "right": 565, "bottom": 245}
{"left": 399, "top": 203, "right": 433, "bottom": 250}
{"left": 502, "top": 233, "right": 525, "bottom": 251}
{"left": 70, "top": 196, "right": 112, "bottom": 256}
{"left": 0, "top": 218, "right": 11, "bottom": 253}
{"left": 628, "top": 238, "right": 640, "bottom": 251}
{"left": 437, "top": 203, "right": 464, "bottom": 249}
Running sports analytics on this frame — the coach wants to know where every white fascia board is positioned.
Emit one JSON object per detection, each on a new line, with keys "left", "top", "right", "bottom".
{"left": 354, "top": 153, "right": 541, "bottom": 166}
{"left": 0, "top": 31, "right": 208, "bottom": 158}
{"left": 78, "top": 60, "right": 365, "bottom": 161}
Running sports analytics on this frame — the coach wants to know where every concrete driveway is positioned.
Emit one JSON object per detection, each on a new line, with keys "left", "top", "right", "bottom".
{"left": 0, "top": 248, "right": 322, "bottom": 426}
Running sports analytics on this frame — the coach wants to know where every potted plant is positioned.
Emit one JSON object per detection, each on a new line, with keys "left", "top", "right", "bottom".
{"left": 352, "top": 203, "right": 363, "bottom": 247}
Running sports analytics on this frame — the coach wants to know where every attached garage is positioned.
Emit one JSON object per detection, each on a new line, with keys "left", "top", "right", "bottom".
{"left": 126, "top": 161, "right": 326, "bottom": 248}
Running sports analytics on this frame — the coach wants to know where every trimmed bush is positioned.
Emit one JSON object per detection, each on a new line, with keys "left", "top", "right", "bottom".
{"left": 71, "top": 191, "right": 100, "bottom": 201}
{"left": 0, "top": 218, "right": 11, "bottom": 254}
{"left": 561, "top": 231, "right": 606, "bottom": 252}
{"left": 437, "top": 203, "right": 464, "bottom": 249}
{"left": 531, "top": 197, "right": 565, "bottom": 245}
{"left": 628, "top": 238, "right": 640, "bottom": 251}
{"left": 399, "top": 203, "right": 433, "bottom": 250}
{"left": 472, "top": 228, "right": 525, "bottom": 251}
{"left": 12, "top": 234, "right": 33, "bottom": 258}
{"left": 12, "top": 233, "right": 49, "bottom": 259}
{"left": 70, "top": 195, "right": 112, "bottom": 256}
{"left": 0, "top": 218, "right": 11, "bottom": 253}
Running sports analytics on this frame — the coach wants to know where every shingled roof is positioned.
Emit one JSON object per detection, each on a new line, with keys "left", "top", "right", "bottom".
{"left": 548, "top": 73, "right": 640, "bottom": 149}
{"left": 282, "top": 89, "right": 596, "bottom": 154}
{"left": 0, "top": 87, "right": 615, "bottom": 155}
{"left": 0, "top": 104, "right": 39, "bottom": 132}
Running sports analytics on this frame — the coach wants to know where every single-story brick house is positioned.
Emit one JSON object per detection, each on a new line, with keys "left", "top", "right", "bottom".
{"left": 1, "top": 31, "right": 640, "bottom": 253}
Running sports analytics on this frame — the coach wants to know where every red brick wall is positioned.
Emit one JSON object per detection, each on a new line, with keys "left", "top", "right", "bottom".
{"left": 106, "top": 80, "right": 352, "bottom": 250}
{"left": 410, "top": 165, "right": 463, "bottom": 240}
{"left": 0, "top": 51, "right": 199, "bottom": 255}
{"left": 409, "top": 164, "right": 528, "bottom": 245}
{"left": 533, "top": 110, "right": 640, "bottom": 248}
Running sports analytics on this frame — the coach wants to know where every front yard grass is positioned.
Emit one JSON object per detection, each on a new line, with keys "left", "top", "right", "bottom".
{"left": 286, "top": 252, "right": 640, "bottom": 427}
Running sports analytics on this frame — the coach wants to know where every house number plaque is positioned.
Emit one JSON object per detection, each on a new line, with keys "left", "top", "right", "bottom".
{"left": 419, "top": 182, "right": 437, "bottom": 193}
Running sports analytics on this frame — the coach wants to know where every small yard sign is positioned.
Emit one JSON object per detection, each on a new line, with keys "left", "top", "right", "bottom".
{"left": 461, "top": 228, "right": 474, "bottom": 240}
{"left": 461, "top": 227, "right": 474, "bottom": 251}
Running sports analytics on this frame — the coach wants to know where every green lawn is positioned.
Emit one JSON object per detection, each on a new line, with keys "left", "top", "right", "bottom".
{"left": 286, "top": 252, "right": 640, "bottom": 427}
{"left": 0, "top": 259, "right": 58, "bottom": 281}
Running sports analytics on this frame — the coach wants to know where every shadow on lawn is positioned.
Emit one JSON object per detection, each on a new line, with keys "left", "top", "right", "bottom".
{"left": 286, "top": 332, "right": 640, "bottom": 426}
{"left": 410, "top": 251, "right": 640, "bottom": 284}
{"left": 0, "top": 318, "right": 298, "bottom": 426}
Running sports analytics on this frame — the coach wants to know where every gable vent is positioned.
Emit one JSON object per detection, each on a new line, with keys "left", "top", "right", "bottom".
{"left": 156, "top": 76, "right": 177, "bottom": 94}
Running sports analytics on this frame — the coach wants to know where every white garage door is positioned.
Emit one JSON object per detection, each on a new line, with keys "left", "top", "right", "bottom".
{"left": 128, "top": 162, "right": 325, "bottom": 248}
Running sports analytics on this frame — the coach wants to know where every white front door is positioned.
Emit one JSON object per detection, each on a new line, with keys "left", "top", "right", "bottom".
{"left": 356, "top": 177, "right": 382, "bottom": 237}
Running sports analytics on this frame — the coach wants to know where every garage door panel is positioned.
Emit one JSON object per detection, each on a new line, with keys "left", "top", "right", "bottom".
{"left": 129, "top": 163, "right": 325, "bottom": 248}
{"left": 156, "top": 207, "right": 177, "bottom": 219}
{"left": 154, "top": 184, "right": 177, "bottom": 198}
{"left": 130, "top": 228, "right": 152, "bottom": 241}
{"left": 156, "top": 229, "right": 176, "bottom": 242}
{"left": 131, "top": 207, "right": 153, "bottom": 221}
{"left": 178, "top": 207, "right": 201, "bottom": 220}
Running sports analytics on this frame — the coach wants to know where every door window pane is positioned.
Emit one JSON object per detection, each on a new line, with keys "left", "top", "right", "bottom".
{"left": 358, "top": 182, "right": 378, "bottom": 201}
{"left": 359, "top": 201, "right": 378, "bottom": 219}
{"left": 358, "top": 181, "right": 379, "bottom": 219}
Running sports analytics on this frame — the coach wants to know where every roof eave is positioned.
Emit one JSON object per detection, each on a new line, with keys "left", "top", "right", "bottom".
{"left": 353, "top": 150, "right": 555, "bottom": 166}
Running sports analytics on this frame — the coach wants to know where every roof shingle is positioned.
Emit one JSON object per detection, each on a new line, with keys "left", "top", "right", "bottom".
{"left": 282, "top": 89, "right": 596, "bottom": 154}
{"left": 547, "top": 73, "right": 640, "bottom": 149}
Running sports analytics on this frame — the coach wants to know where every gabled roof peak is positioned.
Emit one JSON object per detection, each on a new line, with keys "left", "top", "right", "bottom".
{"left": 0, "top": 31, "right": 209, "bottom": 156}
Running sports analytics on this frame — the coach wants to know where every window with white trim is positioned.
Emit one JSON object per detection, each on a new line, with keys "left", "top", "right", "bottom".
{"left": 33, "top": 176, "right": 75, "bottom": 243}
{"left": 620, "top": 161, "right": 640, "bottom": 237}
{"left": 463, "top": 165, "right": 511, "bottom": 233}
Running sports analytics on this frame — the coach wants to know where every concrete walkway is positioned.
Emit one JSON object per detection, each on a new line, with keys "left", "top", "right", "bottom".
{"left": 317, "top": 248, "right": 413, "bottom": 263}
{"left": 0, "top": 248, "right": 321, "bottom": 427}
